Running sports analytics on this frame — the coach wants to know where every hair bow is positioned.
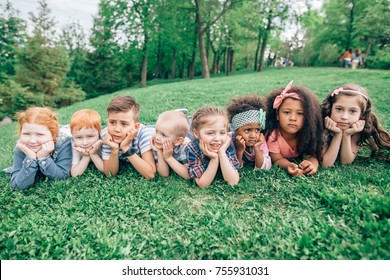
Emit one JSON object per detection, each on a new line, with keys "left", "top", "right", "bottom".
{"left": 273, "top": 80, "right": 302, "bottom": 109}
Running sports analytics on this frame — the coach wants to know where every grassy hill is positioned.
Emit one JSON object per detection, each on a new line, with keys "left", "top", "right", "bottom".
{"left": 0, "top": 67, "right": 389, "bottom": 259}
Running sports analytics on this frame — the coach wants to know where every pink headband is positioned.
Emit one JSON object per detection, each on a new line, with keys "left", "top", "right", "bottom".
{"left": 273, "top": 80, "right": 302, "bottom": 109}
{"left": 331, "top": 87, "right": 368, "bottom": 100}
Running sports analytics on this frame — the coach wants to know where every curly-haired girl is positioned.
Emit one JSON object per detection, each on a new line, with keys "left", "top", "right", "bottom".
{"left": 321, "top": 84, "right": 390, "bottom": 166}
{"left": 265, "top": 81, "right": 323, "bottom": 176}
{"left": 227, "top": 95, "right": 271, "bottom": 170}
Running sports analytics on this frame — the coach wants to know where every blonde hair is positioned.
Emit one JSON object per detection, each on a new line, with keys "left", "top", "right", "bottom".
{"left": 70, "top": 109, "right": 102, "bottom": 133}
{"left": 17, "top": 107, "right": 59, "bottom": 140}
{"left": 157, "top": 110, "right": 189, "bottom": 137}
{"left": 191, "top": 106, "right": 228, "bottom": 131}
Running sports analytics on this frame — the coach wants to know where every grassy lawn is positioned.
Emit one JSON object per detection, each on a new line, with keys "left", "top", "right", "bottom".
{"left": 0, "top": 67, "right": 389, "bottom": 260}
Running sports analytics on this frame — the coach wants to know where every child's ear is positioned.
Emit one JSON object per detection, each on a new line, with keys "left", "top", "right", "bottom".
{"left": 193, "top": 129, "right": 199, "bottom": 139}
{"left": 174, "top": 137, "right": 184, "bottom": 146}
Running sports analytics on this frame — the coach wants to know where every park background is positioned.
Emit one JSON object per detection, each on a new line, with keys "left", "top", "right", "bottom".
{"left": 0, "top": 0, "right": 389, "bottom": 259}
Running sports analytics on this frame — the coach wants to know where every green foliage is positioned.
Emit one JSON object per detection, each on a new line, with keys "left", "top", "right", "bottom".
{"left": 365, "top": 47, "right": 390, "bottom": 70}
{"left": 0, "top": 68, "right": 389, "bottom": 259}
{"left": 0, "top": 1, "right": 26, "bottom": 77}
{"left": 0, "top": 79, "right": 44, "bottom": 119}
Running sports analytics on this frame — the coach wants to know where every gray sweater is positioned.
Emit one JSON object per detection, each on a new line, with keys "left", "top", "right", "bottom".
{"left": 6, "top": 132, "right": 72, "bottom": 190}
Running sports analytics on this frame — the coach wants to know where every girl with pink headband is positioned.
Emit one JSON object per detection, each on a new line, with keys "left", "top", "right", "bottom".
{"left": 265, "top": 81, "right": 323, "bottom": 176}
{"left": 321, "top": 84, "right": 390, "bottom": 166}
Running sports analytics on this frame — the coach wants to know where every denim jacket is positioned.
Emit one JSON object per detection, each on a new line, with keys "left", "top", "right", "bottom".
{"left": 5, "top": 131, "right": 72, "bottom": 190}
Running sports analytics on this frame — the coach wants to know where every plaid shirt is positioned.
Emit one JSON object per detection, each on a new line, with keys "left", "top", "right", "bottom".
{"left": 186, "top": 139, "right": 239, "bottom": 179}
{"left": 153, "top": 137, "right": 191, "bottom": 164}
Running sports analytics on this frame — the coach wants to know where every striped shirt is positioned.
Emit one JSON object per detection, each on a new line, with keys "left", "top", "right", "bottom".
{"left": 101, "top": 124, "right": 155, "bottom": 161}
{"left": 186, "top": 139, "right": 239, "bottom": 179}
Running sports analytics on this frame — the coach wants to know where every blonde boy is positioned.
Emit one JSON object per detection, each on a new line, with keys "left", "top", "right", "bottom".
{"left": 151, "top": 110, "right": 191, "bottom": 179}
{"left": 70, "top": 109, "right": 103, "bottom": 177}
{"left": 101, "top": 96, "right": 156, "bottom": 178}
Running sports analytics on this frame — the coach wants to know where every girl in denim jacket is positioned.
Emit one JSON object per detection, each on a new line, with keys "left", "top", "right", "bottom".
{"left": 6, "top": 107, "right": 72, "bottom": 190}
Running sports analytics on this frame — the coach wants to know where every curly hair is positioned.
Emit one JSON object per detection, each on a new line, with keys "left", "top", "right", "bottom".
{"left": 321, "top": 84, "right": 390, "bottom": 156}
{"left": 226, "top": 95, "right": 266, "bottom": 122}
{"left": 265, "top": 85, "right": 323, "bottom": 161}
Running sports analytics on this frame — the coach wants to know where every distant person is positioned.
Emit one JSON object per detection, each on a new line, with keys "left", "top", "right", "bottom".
{"left": 151, "top": 110, "right": 191, "bottom": 180}
{"left": 265, "top": 81, "right": 323, "bottom": 177}
{"left": 340, "top": 48, "right": 353, "bottom": 68}
{"left": 186, "top": 106, "right": 239, "bottom": 188}
{"left": 268, "top": 51, "right": 276, "bottom": 67}
{"left": 351, "top": 48, "right": 363, "bottom": 69}
{"left": 101, "top": 96, "right": 156, "bottom": 178}
{"left": 69, "top": 109, "right": 103, "bottom": 177}
{"left": 227, "top": 95, "right": 271, "bottom": 170}
{"left": 321, "top": 84, "right": 390, "bottom": 167}
{"left": 5, "top": 107, "right": 72, "bottom": 190}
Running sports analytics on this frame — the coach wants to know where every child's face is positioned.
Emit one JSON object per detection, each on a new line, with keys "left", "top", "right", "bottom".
{"left": 277, "top": 98, "right": 304, "bottom": 135}
{"left": 194, "top": 116, "right": 228, "bottom": 153}
{"left": 154, "top": 119, "right": 182, "bottom": 149}
{"left": 107, "top": 110, "right": 138, "bottom": 144}
{"left": 235, "top": 123, "right": 261, "bottom": 147}
{"left": 19, "top": 123, "right": 53, "bottom": 153}
{"left": 330, "top": 95, "right": 362, "bottom": 131}
{"left": 72, "top": 128, "right": 100, "bottom": 152}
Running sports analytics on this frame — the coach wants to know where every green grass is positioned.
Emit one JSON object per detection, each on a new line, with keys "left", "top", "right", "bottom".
{"left": 0, "top": 67, "right": 389, "bottom": 260}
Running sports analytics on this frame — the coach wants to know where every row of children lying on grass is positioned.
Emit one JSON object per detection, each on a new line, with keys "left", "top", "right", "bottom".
{"left": 6, "top": 82, "right": 390, "bottom": 190}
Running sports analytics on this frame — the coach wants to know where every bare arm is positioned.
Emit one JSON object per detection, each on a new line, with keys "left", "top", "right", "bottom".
{"left": 165, "top": 157, "right": 190, "bottom": 180}
{"left": 127, "top": 150, "right": 156, "bottom": 179}
{"left": 194, "top": 157, "right": 219, "bottom": 188}
{"left": 103, "top": 148, "right": 120, "bottom": 176}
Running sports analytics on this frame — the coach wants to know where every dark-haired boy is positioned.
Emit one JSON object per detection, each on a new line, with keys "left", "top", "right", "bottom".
{"left": 101, "top": 96, "right": 156, "bottom": 178}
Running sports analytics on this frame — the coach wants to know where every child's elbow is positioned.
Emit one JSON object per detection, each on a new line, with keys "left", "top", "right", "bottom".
{"left": 143, "top": 171, "right": 156, "bottom": 179}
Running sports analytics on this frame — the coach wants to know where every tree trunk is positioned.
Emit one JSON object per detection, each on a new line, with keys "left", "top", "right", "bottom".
{"left": 254, "top": 30, "right": 261, "bottom": 71}
{"left": 195, "top": 0, "right": 210, "bottom": 79}
{"left": 180, "top": 52, "right": 185, "bottom": 79}
{"left": 171, "top": 48, "right": 176, "bottom": 79}
{"left": 155, "top": 36, "right": 162, "bottom": 78}
{"left": 258, "top": 13, "right": 272, "bottom": 72}
{"left": 229, "top": 49, "right": 234, "bottom": 72}
{"left": 140, "top": 34, "right": 148, "bottom": 87}
{"left": 189, "top": 13, "right": 198, "bottom": 80}
{"left": 346, "top": 3, "right": 355, "bottom": 50}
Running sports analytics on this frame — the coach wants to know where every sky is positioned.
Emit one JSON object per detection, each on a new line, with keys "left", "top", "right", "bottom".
{"left": 7, "top": 0, "right": 100, "bottom": 35}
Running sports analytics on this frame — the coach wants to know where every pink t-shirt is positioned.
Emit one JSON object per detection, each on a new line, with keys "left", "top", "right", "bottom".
{"left": 267, "top": 129, "right": 299, "bottom": 159}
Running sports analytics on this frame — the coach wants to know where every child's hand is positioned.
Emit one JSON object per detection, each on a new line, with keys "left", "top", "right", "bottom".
{"left": 16, "top": 143, "right": 37, "bottom": 159}
{"left": 75, "top": 147, "right": 90, "bottom": 157}
{"left": 162, "top": 139, "right": 174, "bottom": 160}
{"left": 287, "top": 163, "right": 304, "bottom": 177}
{"left": 235, "top": 135, "right": 246, "bottom": 153}
{"left": 103, "top": 132, "right": 119, "bottom": 149}
{"left": 299, "top": 160, "right": 317, "bottom": 175}
{"left": 120, "top": 128, "right": 138, "bottom": 151}
{"left": 254, "top": 133, "right": 264, "bottom": 149}
{"left": 89, "top": 140, "right": 102, "bottom": 155}
{"left": 150, "top": 136, "right": 162, "bottom": 152}
{"left": 344, "top": 120, "right": 365, "bottom": 136}
{"left": 218, "top": 137, "right": 231, "bottom": 154}
{"left": 36, "top": 141, "right": 55, "bottom": 159}
{"left": 325, "top": 116, "right": 342, "bottom": 134}
{"left": 200, "top": 140, "right": 218, "bottom": 159}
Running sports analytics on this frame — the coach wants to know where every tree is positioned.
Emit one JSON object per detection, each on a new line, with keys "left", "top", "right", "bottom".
{"left": 0, "top": 0, "right": 26, "bottom": 79}
{"left": 193, "top": 0, "right": 237, "bottom": 79}
{"left": 15, "top": 0, "right": 85, "bottom": 107}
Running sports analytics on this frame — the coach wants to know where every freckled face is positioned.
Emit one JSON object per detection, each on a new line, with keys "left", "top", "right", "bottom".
{"left": 19, "top": 123, "right": 53, "bottom": 153}
{"left": 72, "top": 128, "right": 100, "bottom": 152}
{"left": 277, "top": 98, "right": 305, "bottom": 136}
{"left": 107, "top": 110, "right": 138, "bottom": 144}
{"left": 194, "top": 116, "right": 228, "bottom": 152}
{"left": 330, "top": 95, "right": 362, "bottom": 130}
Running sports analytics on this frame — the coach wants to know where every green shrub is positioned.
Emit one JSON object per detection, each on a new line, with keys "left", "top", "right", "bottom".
{"left": 53, "top": 84, "right": 86, "bottom": 107}
{"left": 365, "top": 48, "right": 390, "bottom": 70}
